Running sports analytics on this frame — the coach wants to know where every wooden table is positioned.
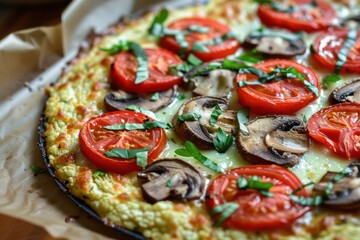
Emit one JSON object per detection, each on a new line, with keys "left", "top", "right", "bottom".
{"left": 0, "top": 3, "right": 70, "bottom": 239}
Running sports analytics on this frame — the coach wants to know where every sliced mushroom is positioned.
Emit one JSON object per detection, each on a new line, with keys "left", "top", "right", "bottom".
{"left": 313, "top": 163, "right": 360, "bottom": 210}
{"left": 243, "top": 30, "right": 306, "bottom": 57}
{"left": 330, "top": 79, "right": 360, "bottom": 104}
{"left": 184, "top": 61, "right": 236, "bottom": 99}
{"left": 104, "top": 86, "right": 177, "bottom": 112}
{"left": 237, "top": 116, "right": 309, "bottom": 166}
{"left": 137, "top": 158, "right": 205, "bottom": 203}
{"left": 173, "top": 96, "right": 238, "bottom": 149}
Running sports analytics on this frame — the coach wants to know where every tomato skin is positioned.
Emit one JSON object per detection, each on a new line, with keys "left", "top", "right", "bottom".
{"left": 79, "top": 110, "right": 166, "bottom": 173}
{"left": 236, "top": 59, "right": 320, "bottom": 115}
{"left": 110, "top": 48, "right": 183, "bottom": 94}
{"left": 312, "top": 29, "right": 360, "bottom": 74}
{"left": 206, "top": 165, "right": 310, "bottom": 231}
{"left": 308, "top": 103, "right": 360, "bottom": 159}
{"left": 159, "top": 17, "right": 240, "bottom": 62}
{"left": 257, "top": 0, "right": 337, "bottom": 33}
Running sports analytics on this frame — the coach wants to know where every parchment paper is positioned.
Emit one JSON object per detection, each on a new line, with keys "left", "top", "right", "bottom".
{"left": 0, "top": 0, "right": 166, "bottom": 239}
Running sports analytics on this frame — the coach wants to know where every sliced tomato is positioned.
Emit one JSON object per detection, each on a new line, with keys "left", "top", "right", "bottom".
{"left": 206, "top": 165, "right": 310, "bottom": 231}
{"left": 159, "top": 17, "right": 240, "bottom": 62}
{"left": 110, "top": 48, "right": 182, "bottom": 94}
{"left": 257, "top": 0, "right": 337, "bottom": 32}
{"left": 308, "top": 103, "right": 360, "bottom": 159}
{"left": 312, "top": 29, "right": 360, "bottom": 74}
{"left": 79, "top": 110, "right": 166, "bottom": 173}
{"left": 236, "top": 59, "right": 320, "bottom": 114}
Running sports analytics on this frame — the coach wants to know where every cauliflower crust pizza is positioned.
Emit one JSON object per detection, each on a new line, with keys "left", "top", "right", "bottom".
{"left": 41, "top": 0, "right": 360, "bottom": 239}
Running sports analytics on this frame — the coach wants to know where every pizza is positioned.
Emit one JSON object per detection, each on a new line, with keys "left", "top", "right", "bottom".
{"left": 41, "top": 0, "right": 360, "bottom": 239}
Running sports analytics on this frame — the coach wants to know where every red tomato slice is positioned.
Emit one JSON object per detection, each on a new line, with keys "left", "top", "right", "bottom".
{"left": 110, "top": 48, "right": 183, "bottom": 94}
{"left": 312, "top": 29, "right": 360, "bottom": 74}
{"left": 206, "top": 165, "right": 310, "bottom": 231}
{"left": 236, "top": 59, "right": 320, "bottom": 114}
{"left": 159, "top": 17, "right": 240, "bottom": 62}
{"left": 308, "top": 103, "right": 360, "bottom": 159}
{"left": 257, "top": 0, "right": 337, "bottom": 32}
{"left": 79, "top": 110, "right": 166, "bottom": 173}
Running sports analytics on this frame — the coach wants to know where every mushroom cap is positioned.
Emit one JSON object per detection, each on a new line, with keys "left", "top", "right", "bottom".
{"left": 137, "top": 158, "right": 205, "bottom": 203}
{"left": 314, "top": 163, "right": 360, "bottom": 211}
{"left": 330, "top": 79, "right": 360, "bottom": 104}
{"left": 173, "top": 96, "right": 238, "bottom": 149}
{"left": 237, "top": 115, "right": 309, "bottom": 167}
{"left": 104, "top": 86, "right": 177, "bottom": 112}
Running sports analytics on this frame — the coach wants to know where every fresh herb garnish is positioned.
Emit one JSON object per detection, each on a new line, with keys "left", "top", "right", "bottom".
{"left": 150, "top": 92, "right": 159, "bottom": 101}
{"left": 105, "top": 147, "right": 150, "bottom": 168}
{"left": 175, "top": 141, "right": 224, "bottom": 173}
{"left": 333, "top": 167, "right": 353, "bottom": 182}
{"left": 187, "top": 54, "right": 203, "bottom": 66}
{"left": 30, "top": 165, "right": 48, "bottom": 175}
{"left": 177, "top": 113, "right": 201, "bottom": 122}
{"left": 210, "top": 104, "right": 224, "bottom": 126}
{"left": 104, "top": 121, "right": 172, "bottom": 131}
{"left": 211, "top": 202, "right": 239, "bottom": 226}
{"left": 303, "top": 114, "right": 308, "bottom": 123}
{"left": 237, "top": 108, "right": 250, "bottom": 135}
{"left": 322, "top": 73, "right": 341, "bottom": 88}
{"left": 177, "top": 93, "right": 186, "bottom": 100}
{"left": 249, "top": 27, "right": 302, "bottom": 41}
{"left": 236, "top": 50, "right": 266, "bottom": 64}
{"left": 126, "top": 105, "right": 154, "bottom": 117}
{"left": 213, "top": 128, "right": 233, "bottom": 153}
{"left": 253, "top": 0, "right": 317, "bottom": 14}
{"left": 290, "top": 195, "right": 324, "bottom": 206}
{"left": 237, "top": 176, "right": 274, "bottom": 197}
{"left": 101, "top": 40, "right": 148, "bottom": 84}
{"left": 93, "top": 169, "right": 107, "bottom": 177}
{"left": 192, "top": 42, "right": 210, "bottom": 52}
{"left": 334, "top": 28, "right": 358, "bottom": 74}
{"left": 148, "top": 8, "right": 169, "bottom": 35}
{"left": 168, "top": 54, "right": 203, "bottom": 77}
{"left": 166, "top": 179, "right": 172, "bottom": 188}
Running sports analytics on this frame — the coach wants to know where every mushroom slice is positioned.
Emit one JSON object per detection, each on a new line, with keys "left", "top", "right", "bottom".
{"left": 243, "top": 29, "right": 306, "bottom": 58}
{"left": 313, "top": 163, "right": 360, "bottom": 210}
{"left": 237, "top": 116, "right": 308, "bottom": 166}
{"left": 184, "top": 61, "right": 236, "bottom": 99}
{"left": 330, "top": 79, "right": 360, "bottom": 104}
{"left": 173, "top": 96, "right": 238, "bottom": 149}
{"left": 137, "top": 158, "right": 205, "bottom": 203}
{"left": 104, "top": 86, "right": 177, "bottom": 112}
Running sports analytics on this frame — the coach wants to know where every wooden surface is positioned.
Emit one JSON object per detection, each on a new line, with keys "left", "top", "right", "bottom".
{"left": 0, "top": 3, "right": 70, "bottom": 239}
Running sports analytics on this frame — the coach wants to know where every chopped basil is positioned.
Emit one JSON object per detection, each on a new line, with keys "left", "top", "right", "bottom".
{"left": 148, "top": 8, "right": 169, "bottom": 35}
{"left": 213, "top": 128, "right": 233, "bottom": 153}
{"left": 104, "top": 121, "right": 172, "bottom": 131}
{"left": 250, "top": 28, "right": 302, "bottom": 42}
{"left": 236, "top": 50, "right": 266, "bottom": 64}
{"left": 303, "top": 114, "right": 308, "bottom": 123}
{"left": 210, "top": 104, "right": 224, "bottom": 126}
{"left": 237, "top": 177, "right": 248, "bottom": 188}
{"left": 105, "top": 147, "right": 150, "bottom": 158}
{"left": 290, "top": 195, "right": 323, "bottom": 206}
{"left": 126, "top": 105, "right": 154, "bottom": 117}
{"left": 211, "top": 202, "right": 239, "bottom": 226}
{"left": 335, "top": 28, "right": 358, "bottom": 73}
{"left": 168, "top": 62, "right": 193, "bottom": 76}
{"left": 150, "top": 92, "right": 159, "bottom": 101}
{"left": 93, "top": 169, "right": 107, "bottom": 177}
{"left": 333, "top": 167, "right": 353, "bottom": 182}
{"left": 166, "top": 179, "right": 172, "bottom": 188}
{"left": 187, "top": 54, "right": 203, "bottom": 66}
{"left": 237, "top": 176, "right": 274, "bottom": 197}
{"left": 237, "top": 108, "right": 249, "bottom": 135}
{"left": 175, "top": 33, "right": 189, "bottom": 57}
{"left": 100, "top": 40, "right": 148, "bottom": 84}
{"left": 192, "top": 42, "right": 209, "bottom": 52}
{"left": 198, "top": 32, "right": 240, "bottom": 47}
{"left": 188, "top": 25, "right": 209, "bottom": 33}
{"left": 322, "top": 73, "right": 341, "bottom": 88}
{"left": 30, "top": 165, "right": 48, "bottom": 175}
{"left": 175, "top": 141, "right": 225, "bottom": 173}
{"left": 177, "top": 113, "right": 201, "bottom": 122}
{"left": 177, "top": 93, "right": 186, "bottom": 100}
{"left": 135, "top": 151, "right": 148, "bottom": 168}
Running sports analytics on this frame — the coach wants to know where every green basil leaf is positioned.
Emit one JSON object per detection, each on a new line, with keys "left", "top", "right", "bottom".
{"left": 213, "top": 128, "right": 233, "bottom": 153}
{"left": 168, "top": 62, "right": 193, "bottom": 76}
{"left": 290, "top": 195, "right": 323, "bottom": 206}
{"left": 291, "top": 181, "right": 315, "bottom": 195}
{"left": 30, "top": 165, "right": 48, "bottom": 175}
{"left": 335, "top": 28, "right": 358, "bottom": 73}
{"left": 303, "top": 114, "right": 308, "bottom": 123}
{"left": 237, "top": 108, "right": 249, "bottom": 135}
{"left": 150, "top": 92, "right": 159, "bottom": 101}
{"left": 236, "top": 50, "right": 266, "bottom": 64}
{"left": 260, "top": 190, "right": 275, "bottom": 197}
{"left": 324, "top": 182, "right": 334, "bottom": 197}
{"left": 188, "top": 25, "right": 209, "bottom": 33}
{"left": 177, "top": 93, "right": 186, "bottom": 100}
{"left": 166, "top": 180, "right": 172, "bottom": 188}
{"left": 93, "top": 169, "right": 107, "bottom": 177}
{"left": 192, "top": 42, "right": 210, "bottom": 52}
{"left": 210, "top": 104, "right": 224, "bottom": 126}
{"left": 175, "top": 34, "right": 189, "bottom": 57}
{"left": 211, "top": 203, "right": 239, "bottom": 226}
{"left": 143, "top": 121, "right": 173, "bottom": 130}
{"left": 184, "top": 141, "right": 201, "bottom": 156}
{"left": 323, "top": 73, "right": 341, "bottom": 88}
{"left": 248, "top": 177, "right": 273, "bottom": 191}
{"left": 99, "top": 39, "right": 131, "bottom": 54}
{"left": 130, "top": 42, "right": 149, "bottom": 84}
{"left": 333, "top": 167, "right": 353, "bottom": 182}
{"left": 177, "top": 113, "right": 201, "bottom": 122}
{"left": 103, "top": 123, "right": 145, "bottom": 131}
{"left": 104, "top": 147, "right": 150, "bottom": 158}
{"left": 250, "top": 28, "right": 301, "bottom": 41}
{"left": 175, "top": 148, "right": 193, "bottom": 157}
{"left": 136, "top": 151, "right": 148, "bottom": 168}
{"left": 126, "top": 105, "right": 154, "bottom": 117}
{"left": 187, "top": 54, "right": 203, "bottom": 66}
{"left": 148, "top": 8, "right": 169, "bottom": 34}
{"left": 237, "top": 177, "right": 248, "bottom": 189}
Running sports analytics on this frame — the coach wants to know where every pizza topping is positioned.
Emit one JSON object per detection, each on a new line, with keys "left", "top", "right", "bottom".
{"left": 243, "top": 28, "right": 306, "bottom": 57}
{"left": 313, "top": 163, "right": 360, "bottom": 210}
{"left": 173, "top": 96, "right": 238, "bottom": 149}
{"left": 330, "top": 79, "right": 360, "bottom": 104}
{"left": 184, "top": 61, "right": 236, "bottom": 98}
{"left": 341, "top": 14, "right": 360, "bottom": 29}
{"left": 237, "top": 116, "right": 309, "bottom": 166}
{"left": 104, "top": 87, "right": 177, "bottom": 112}
{"left": 137, "top": 158, "right": 205, "bottom": 203}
